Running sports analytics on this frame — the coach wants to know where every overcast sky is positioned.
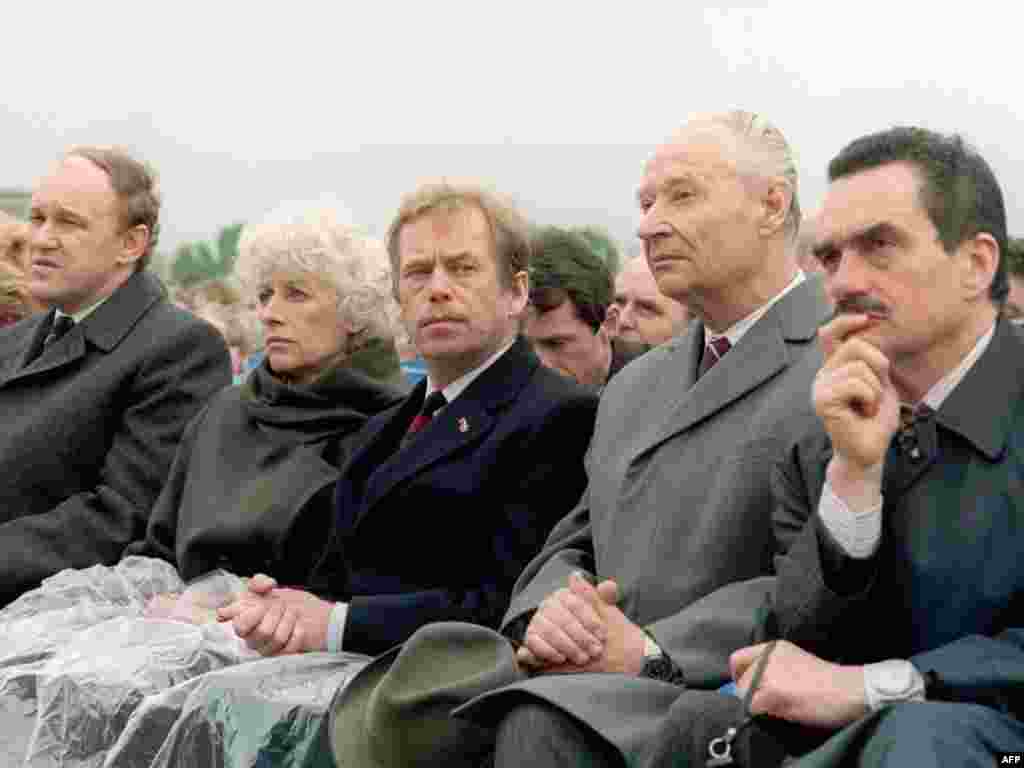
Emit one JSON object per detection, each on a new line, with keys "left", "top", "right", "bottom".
{"left": 4, "top": 4, "right": 1020, "bottom": 259}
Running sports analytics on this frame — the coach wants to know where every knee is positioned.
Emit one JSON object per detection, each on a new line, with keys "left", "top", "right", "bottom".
{"left": 495, "top": 699, "right": 570, "bottom": 749}
{"left": 864, "top": 702, "right": 1024, "bottom": 766}
{"left": 494, "top": 698, "right": 622, "bottom": 768}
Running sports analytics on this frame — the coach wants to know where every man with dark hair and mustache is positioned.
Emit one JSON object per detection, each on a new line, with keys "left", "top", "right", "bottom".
{"left": 643, "top": 127, "right": 1024, "bottom": 767}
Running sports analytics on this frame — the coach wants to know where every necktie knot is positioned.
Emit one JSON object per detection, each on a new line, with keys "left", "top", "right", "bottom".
{"left": 45, "top": 314, "right": 75, "bottom": 348}
{"left": 698, "top": 336, "right": 732, "bottom": 379}
{"left": 407, "top": 391, "right": 447, "bottom": 436}
{"left": 896, "top": 402, "right": 934, "bottom": 460}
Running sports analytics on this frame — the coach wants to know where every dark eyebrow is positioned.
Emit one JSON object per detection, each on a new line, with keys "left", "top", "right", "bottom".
{"left": 812, "top": 221, "right": 904, "bottom": 260}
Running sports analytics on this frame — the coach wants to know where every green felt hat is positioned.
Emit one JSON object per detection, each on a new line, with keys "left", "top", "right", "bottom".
{"left": 328, "top": 622, "right": 522, "bottom": 768}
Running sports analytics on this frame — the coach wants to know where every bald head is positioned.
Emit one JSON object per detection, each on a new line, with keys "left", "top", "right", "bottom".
{"left": 609, "top": 256, "right": 689, "bottom": 346}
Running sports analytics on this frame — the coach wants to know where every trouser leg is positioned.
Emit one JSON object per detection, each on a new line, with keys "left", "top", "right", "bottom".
{"left": 493, "top": 699, "right": 625, "bottom": 768}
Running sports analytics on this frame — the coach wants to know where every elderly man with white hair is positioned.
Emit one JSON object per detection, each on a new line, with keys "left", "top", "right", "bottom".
{"left": 128, "top": 206, "right": 408, "bottom": 585}
{"left": 456, "top": 111, "right": 831, "bottom": 768}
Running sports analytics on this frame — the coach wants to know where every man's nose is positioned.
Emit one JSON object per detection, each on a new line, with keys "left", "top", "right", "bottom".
{"left": 637, "top": 208, "right": 671, "bottom": 242}
{"left": 427, "top": 267, "right": 455, "bottom": 298}
{"left": 827, "top": 251, "right": 871, "bottom": 302}
{"left": 618, "top": 303, "right": 637, "bottom": 329}
{"left": 30, "top": 220, "right": 57, "bottom": 250}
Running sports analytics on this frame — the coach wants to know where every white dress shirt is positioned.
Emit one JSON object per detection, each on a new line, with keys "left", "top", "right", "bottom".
{"left": 704, "top": 271, "right": 806, "bottom": 348}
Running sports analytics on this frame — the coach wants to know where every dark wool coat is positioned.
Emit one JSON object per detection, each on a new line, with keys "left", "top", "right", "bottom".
{"left": 128, "top": 338, "right": 409, "bottom": 583}
{"left": 0, "top": 271, "right": 231, "bottom": 605}
{"left": 307, "top": 336, "right": 599, "bottom": 656}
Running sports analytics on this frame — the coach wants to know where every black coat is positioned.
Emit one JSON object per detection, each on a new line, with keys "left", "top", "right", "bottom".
{"left": 762, "top": 318, "right": 1024, "bottom": 766}
{"left": 307, "top": 336, "right": 599, "bottom": 655}
{"left": 0, "top": 271, "right": 231, "bottom": 605}
{"left": 128, "top": 340, "right": 408, "bottom": 582}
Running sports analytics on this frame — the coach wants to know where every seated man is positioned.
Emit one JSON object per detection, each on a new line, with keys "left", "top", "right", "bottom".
{"left": 690, "top": 127, "right": 1024, "bottom": 767}
{"left": 457, "top": 111, "right": 831, "bottom": 767}
{"left": 0, "top": 146, "right": 231, "bottom": 605}
{"left": 218, "top": 181, "right": 599, "bottom": 657}
{"left": 523, "top": 225, "right": 642, "bottom": 390}
{"left": 606, "top": 253, "right": 690, "bottom": 346}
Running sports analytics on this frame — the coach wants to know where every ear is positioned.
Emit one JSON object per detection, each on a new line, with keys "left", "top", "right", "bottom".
{"left": 758, "top": 178, "right": 792, "bottom": 238}
{"left": 604, "top": 304, "right": 621, "bottom": 336}
{"left": 958, "top": 232, "right": 999, "bottom": 300}
{"left": 117, "top": 224, "right": 149, "bottom": 267}
{"left": 507, "top": 269, "right": 529, "bottom": 318}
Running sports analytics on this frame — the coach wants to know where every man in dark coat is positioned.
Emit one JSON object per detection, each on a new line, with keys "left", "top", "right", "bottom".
{"left": 0, "top": 146, "right": 231, "bottom": 606}
{"left": 217, "top": 181, "right": 598, "bottom": 657}
{"left": 647, "top": 127, "right": 1024, "bottom": 767}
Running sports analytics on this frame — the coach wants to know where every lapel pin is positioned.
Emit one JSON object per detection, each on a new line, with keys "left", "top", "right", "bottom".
{"left": 457, "top": 417, "right": 470, "bottom": 433}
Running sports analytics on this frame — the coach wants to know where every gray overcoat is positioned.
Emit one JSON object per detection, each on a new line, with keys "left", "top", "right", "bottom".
{"left": 459, "top": 277, "right": 831, "bottom": 763}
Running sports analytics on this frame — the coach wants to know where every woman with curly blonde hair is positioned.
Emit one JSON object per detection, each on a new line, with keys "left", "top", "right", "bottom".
{"left": 130, "top": 206, "right": 408, "bottom": 583}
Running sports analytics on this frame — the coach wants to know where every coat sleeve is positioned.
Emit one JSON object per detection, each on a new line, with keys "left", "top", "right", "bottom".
{"left": 122, "top": 401, "right": 210, "bottom": 567}
{"left": 0, "top": 319, "right": 230, "bottom": 603}
{"left": 911, "top": 628, "right": 1024, "bottom": 718}
{"left": 637, "top": 438, "right": 832, "bottom": 688}
{"left": 340, "top": 392, "right": 598, "bottom": 655}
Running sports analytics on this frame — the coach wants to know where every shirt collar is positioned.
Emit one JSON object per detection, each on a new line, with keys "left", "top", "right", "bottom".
{"left": 919, "top": 322, "right": 996, "bottom": 411}
{"left": 425, "top": 336, "right": 517, "bottom": 407}
{"left": 706, "top": 270, "right": 806, "bottom": 347}
{"left": 58, "top": 294, "right": 111, "bottom": 325}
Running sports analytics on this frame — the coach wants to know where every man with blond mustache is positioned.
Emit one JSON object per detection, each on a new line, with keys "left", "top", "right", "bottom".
{"left": 217, "top": 182, "right": 597, "bottom": 657}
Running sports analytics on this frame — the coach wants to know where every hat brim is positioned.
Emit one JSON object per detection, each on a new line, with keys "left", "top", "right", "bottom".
{"left": 328, "top": 643, "right": 404, "bottom": 768}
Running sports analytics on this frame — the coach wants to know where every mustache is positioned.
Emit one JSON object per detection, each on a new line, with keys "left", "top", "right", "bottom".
{"left": 823, "top": 295, "right": 891, "bottom": 324}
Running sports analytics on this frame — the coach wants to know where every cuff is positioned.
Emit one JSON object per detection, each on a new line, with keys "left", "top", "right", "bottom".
{"left": 819, "top": 480, "right": 883, "bottom": 559}
{"left": 326, "top": 602, "right": 349, "bottom": 653}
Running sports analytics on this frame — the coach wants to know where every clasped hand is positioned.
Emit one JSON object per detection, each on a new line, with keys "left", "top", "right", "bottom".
{"left": 517, "top": 571, "right": 645, "bottom": 676}
{"left": 216, "top": 574, "right": 333, "bottom": 656}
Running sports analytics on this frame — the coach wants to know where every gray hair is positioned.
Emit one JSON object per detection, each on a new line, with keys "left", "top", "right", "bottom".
{"left": 235, "top": 206, "right": 398, "bottom": 344}
{"left": 683, "top": 110, "right": 801, "bottom": 241}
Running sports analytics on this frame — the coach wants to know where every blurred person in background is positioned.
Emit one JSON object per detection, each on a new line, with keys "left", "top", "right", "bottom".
{"left": 129, "top": 207, "right": 408, "bottom": 587}
{"left": 524, "top": 226, "right": 637, "bottom": 390}
{"left": 0, "top": 211, "right": 29, "bottom": 271}
{"left": 605, "top": 254, "right": 690, "bottom": 347}
{"left": 1003, "top": 237, "right": 1024, "bottom": 323}
{"left": 795, "top": 210, "right": 823, "bottom": 275}
{"left": 0, "top": 260, "right": 45, "bottom": 328}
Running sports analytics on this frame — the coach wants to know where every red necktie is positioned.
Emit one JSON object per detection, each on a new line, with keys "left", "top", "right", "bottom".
{"left": 698, "top": 336, "right": 732, "bottom": 379}
{"left": 402, "top": 391, "right": 447, "bottom": 446}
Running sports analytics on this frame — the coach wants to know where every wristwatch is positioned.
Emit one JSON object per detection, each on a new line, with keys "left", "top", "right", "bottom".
{"left": 863, "top": 659, "right": 926, "bottom": 711}
{"left": 640, "top": 629, "right": 686, "bottom": 685}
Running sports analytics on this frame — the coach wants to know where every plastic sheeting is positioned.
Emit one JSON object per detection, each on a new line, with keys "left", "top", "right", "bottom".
{"left": 0, "top": 557, "right": 366, "bottom": 767}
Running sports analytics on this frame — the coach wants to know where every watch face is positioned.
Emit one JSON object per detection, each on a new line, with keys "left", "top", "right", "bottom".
{"left": 874, "top": 661, "right": 915, "bottom": 696}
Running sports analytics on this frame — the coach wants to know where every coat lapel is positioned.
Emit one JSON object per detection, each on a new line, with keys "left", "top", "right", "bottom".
{"left": 0, "top": 312, "right": 52, "bottom": 385}
{"left": 631, "top": 277, "right": 827, "bottom": 462}
{"left": 356, "top": 337, "right": 538, "bottom": 527}
{"left": 1, "top": 271, "right": 163, "bottom": 387}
